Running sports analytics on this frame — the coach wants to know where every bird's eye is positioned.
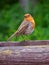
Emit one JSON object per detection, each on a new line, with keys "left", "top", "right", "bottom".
{"left": 27, "top": 14, "right": 30, "bottom": 17}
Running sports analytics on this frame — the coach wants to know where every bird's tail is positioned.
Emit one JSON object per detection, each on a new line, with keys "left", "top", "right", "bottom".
{"left": 7, "top": 31, "right": 18, "bottom": 41}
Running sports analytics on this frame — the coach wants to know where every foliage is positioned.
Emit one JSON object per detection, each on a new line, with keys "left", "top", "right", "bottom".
{"left": 0, "top": 0, "right": 49, "bottom": 41}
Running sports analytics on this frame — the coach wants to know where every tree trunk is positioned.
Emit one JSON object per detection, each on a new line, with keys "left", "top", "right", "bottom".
{"left": 19, "top": 0, "right": 38, "bottom": 13}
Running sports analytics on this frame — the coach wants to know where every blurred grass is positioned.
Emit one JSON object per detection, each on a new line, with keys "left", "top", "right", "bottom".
{"left": 0, "top": 0, "right": 49, "bottom": 41}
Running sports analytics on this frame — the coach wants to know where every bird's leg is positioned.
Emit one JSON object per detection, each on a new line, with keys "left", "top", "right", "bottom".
{"left": 21, "top": 35, "right": 29, "bottom": 42}
{"left": 21, "top": 35, "right": 26, "bottom": 42}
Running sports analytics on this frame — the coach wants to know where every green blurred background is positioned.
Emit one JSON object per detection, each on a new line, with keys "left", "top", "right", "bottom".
{"left": 0, "top": 0, "right": 49, "bottom": 41}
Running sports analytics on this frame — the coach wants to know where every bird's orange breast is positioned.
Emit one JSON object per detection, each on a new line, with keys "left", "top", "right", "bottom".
{"left": 24, "top": 16, "right": 35, "bottom": 29}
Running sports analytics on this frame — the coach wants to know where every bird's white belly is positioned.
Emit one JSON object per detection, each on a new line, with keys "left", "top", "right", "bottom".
{"left": 25, "top": 25, "right": 34, "bottom": 34}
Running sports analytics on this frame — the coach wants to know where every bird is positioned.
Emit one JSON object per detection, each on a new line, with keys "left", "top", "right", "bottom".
{"left": 7, "top": 14, "right": 35, "bottom": 41}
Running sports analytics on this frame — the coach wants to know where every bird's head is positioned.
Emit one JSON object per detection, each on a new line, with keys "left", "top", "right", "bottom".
{"left": 24, "top": 14, "right": 35, "bottom": 28}
{"left": 24, "top": 14, "right": 34, "bottom": 22}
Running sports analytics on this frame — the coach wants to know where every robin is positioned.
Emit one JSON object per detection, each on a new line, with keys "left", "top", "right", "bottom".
{"left": 7, "top": 14, "right": 35, "bottom": 41}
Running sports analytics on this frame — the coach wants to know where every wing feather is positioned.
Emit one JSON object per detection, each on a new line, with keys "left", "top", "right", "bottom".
{"left": 7, "top": 21, "right": 29, "bottom": 41}
{"left": 17, "top": 21, "right": 29, "bottom": 35}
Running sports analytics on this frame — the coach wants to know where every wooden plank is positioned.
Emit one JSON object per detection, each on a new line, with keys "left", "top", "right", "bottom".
{"left": 0, "top": 45, "right": 49, "bottom": 65}
{"left": 0, "top": 40, "right": 49, "bottom": 46}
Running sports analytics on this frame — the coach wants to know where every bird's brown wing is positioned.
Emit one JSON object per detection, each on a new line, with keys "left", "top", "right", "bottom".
{"left": 16, "top": 21, "right": 29, "bottom": 35}
{"left": 7, "top": 21, "right": 29, "bottom": 41}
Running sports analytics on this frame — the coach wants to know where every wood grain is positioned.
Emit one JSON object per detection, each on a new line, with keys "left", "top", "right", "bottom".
{"left": 0, "top": 40, "right": 49, "bottom": 46}
{"left": 0, "top": 40, "right": 49, "bottom": 65}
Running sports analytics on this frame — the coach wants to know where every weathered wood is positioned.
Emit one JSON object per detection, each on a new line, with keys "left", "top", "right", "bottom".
{"left": 0, "top": 40, "right": 49, "bottom": 46}
{"left": 0, "top": 46, "right": 49, "bottom": 65}
{"left": 0, "top": 40, "right": 49, "bottom": 65}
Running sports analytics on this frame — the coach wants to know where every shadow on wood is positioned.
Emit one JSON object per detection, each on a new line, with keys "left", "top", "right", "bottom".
{"left": 0, "top": 40, "right": 49, "bottom": 46}
{"left": 0, "top": 40, "right": 49, "bottom": 65}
